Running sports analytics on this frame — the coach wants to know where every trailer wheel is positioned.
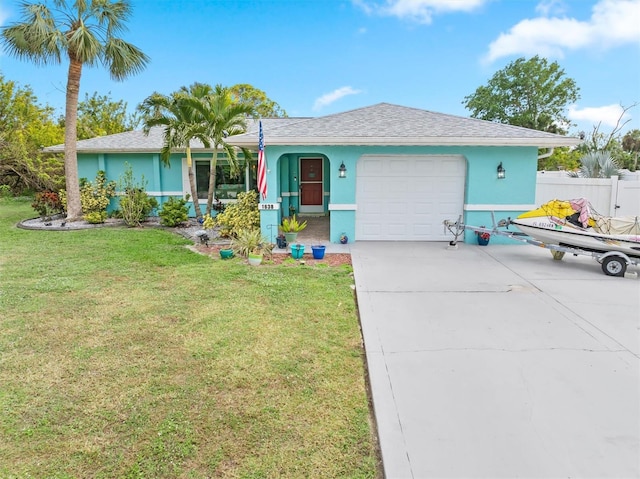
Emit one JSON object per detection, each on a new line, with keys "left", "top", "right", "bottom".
{"left": 601, "top": 256, "right": 627, "bottom": 277}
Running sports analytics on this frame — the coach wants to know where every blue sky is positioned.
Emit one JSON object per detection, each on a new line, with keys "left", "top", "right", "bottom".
{"left": 0, "top": 0, "right": 638, "bottom": 135}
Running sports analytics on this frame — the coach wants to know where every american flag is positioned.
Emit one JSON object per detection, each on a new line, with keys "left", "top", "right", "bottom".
{"left": 257, "top": 121, "right": 267, "bottom": 200}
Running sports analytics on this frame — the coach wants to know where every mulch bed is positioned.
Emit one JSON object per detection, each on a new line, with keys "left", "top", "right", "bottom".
{"left": 193, "top": 244, "right": 352, "bottom": 267}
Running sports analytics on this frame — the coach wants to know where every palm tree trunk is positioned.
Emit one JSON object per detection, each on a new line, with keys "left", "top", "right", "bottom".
{"left": 64, "top": 58, "right": 83, "bottom": 221}
{"left": 186, "top": 147, "right": 202, "bottom": 219}
{"left": 206, "top": 150, "right": 218, "bottom": 216}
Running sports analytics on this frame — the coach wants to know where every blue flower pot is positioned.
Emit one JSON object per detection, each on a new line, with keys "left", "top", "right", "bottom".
{"left": 311, "top": 245, "right": 326, "bottom": 259}
{"left": 291, "top": 244, "right": 305, "bottom": 259}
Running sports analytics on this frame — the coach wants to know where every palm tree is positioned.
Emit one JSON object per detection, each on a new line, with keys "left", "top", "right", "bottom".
{"left": 1, "top": 0, "right": 149, "bottom": 221}
{"left": 193, "top": 85, "right": 254, "bottom": 215}
{"left": 569, "top": 151, "right": 622, "bottom": 178}
{"left": 138, "top": 90, "right": 205, "bottom": 219}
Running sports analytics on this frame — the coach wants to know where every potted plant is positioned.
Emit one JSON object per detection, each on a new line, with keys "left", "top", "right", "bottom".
{"left": 476, "top": 227, "right": 491, "bottom": 246}
{"left": 231, "top": 228, "right": 274, "bottom": 265}
{"left": 280, "top": 214, "right": 307, "bottom": 243}
{"left": 276, "top": 233, "right": 287, "bottom": 249}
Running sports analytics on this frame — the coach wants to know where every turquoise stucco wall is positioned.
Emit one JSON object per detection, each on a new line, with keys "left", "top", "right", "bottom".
{"left": 77, "top": 151, "right": 227, "bottom": 216}
{"left": 79, "top": 143, "right": 539, "bottom": 245}
{"left": 260, "top": 144, "right": 539, "bottom": 244}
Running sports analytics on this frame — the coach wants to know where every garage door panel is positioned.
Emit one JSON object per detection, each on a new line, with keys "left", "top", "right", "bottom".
{"left": 359, "top": 158, "right": 384, "bottom": 176}
{"left": 439, "top": 158, "right": 466, "bottom": 176}
{"left": 356, "top": 156, "right": 465, "bottom": 241}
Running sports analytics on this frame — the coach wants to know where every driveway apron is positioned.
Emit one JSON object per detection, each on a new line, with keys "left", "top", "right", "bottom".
{"left": 351, "top": 242, "right": 639, "bottom": 479}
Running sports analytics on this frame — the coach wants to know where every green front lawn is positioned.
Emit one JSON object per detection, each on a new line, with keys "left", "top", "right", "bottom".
{"left": 0, "top": 199, "right": 379, "bottom": 478}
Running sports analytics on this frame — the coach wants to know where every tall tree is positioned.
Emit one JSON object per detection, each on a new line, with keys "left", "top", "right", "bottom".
{"left": 622, "top": 129, "right": 640, "bottom": 171}
{"left": 0, "top": 74, "right": 64, "bottom": 193}
{"left": 74, "top": 91, "right": 138, "bottom": 139}
{"left": 193, "top": 84, "right": 254, "bottom": 214}
{"left": 578, "top": 103, "right": 636, "bottom": 153}
{"left": 463, "top": 55, "right": 580, "bottom": 134}
{"left": 138, "top": 88, "right": 206, "bottom": 219}
{"left": 230, "top": 84, "right": 288, "bottom": 118}
{"left": 1, "top": 0, "right": 149, "bottom": 220}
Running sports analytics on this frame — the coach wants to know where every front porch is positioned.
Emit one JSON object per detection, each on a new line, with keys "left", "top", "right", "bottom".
{"left": 271, "top": 215, "right": 351, "bottom": 253}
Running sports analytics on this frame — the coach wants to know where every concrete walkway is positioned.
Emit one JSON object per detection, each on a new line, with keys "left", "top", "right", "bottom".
{"left": 351, "top": 242, "right": 639, "bottom": 479}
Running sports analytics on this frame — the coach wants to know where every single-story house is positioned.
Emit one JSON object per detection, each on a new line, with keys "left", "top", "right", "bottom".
{"left": 45, "top": 103, "right": 581, "bottom": 243}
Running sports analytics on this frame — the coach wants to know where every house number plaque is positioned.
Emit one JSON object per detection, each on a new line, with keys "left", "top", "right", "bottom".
{"left": 258, "top": 203, "right": 279, "bottom": 210}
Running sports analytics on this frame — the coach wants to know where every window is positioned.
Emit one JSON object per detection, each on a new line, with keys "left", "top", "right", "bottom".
{"left": 195, "top": 160, "right": 254, "bottom": 200}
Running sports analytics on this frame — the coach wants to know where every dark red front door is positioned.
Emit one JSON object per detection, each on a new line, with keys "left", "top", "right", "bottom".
{"left": 300, "top": 159, "right": 323, "bottom": 212}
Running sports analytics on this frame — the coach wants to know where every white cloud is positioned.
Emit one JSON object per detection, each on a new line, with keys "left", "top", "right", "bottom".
{"left": 313, "top": 86, "right": 363, "bottom": 111}
{"left": 484, "top": 0, "right": 640, "bottom": 63}
{"left": 353, "top": 0, "right": 487, "bottom": 24}
{"left": 568, "top": 104, "right": 629, "bottom": 127}
{"left": 535, "top": 0, "right": 567, "bottom": 16}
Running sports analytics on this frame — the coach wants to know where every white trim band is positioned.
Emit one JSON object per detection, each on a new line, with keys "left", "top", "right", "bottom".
{"left": 464, "top": 204, "right": 536, "bottom": 211}
{"left": 329, "top": 204, "right": 357, "bottom": 211}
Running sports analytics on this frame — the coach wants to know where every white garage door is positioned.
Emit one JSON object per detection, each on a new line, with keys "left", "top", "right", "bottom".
{"left": 356, "top": 155, "right": 466, "bottom": 241}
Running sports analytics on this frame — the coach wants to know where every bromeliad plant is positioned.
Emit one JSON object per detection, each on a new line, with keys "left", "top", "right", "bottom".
{"left": 280, "top": 214, "right": 307, "bottom": 233}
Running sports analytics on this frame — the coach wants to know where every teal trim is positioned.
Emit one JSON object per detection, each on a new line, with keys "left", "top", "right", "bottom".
{"left": 152, "top": 154, "right": 161, "bottom": 192}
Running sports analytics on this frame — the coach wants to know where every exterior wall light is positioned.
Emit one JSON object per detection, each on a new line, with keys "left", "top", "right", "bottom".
{"left": 338, "top": 162, "right": 347, "bottom": 178}
{"left": 497, "top": 162, "right": 506, "bottom": 179}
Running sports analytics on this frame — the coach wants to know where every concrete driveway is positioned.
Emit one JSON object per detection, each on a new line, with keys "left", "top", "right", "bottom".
{"left": 351, "top": 242, "right": 639, "bottom": 479}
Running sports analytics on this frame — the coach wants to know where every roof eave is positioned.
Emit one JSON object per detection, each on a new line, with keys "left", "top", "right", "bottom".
{"left": 42, "top": 147, "right": 221, "bottom": 154}
{"left": 227, "top": 137, "right": 583, "bottom": 148}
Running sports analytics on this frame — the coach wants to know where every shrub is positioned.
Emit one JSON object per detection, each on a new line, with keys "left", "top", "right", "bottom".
{"left": 79, "top": 171, "right": 116, "bottom": 224}
{"left": 31, "top": 191, "right": 63, "bottom": 219}
{"left": 231, "top": 228, "right": 273, "bottom": 258}
{"left": 0, "top": 184, "right": 12, "bottom": 198}
{"left": 215, "top": 190, "right": 260, "bottom": 237}
{"left": 159, "top": 196, "right": 189, "bottom": 227}
{"left": 117, "top": 164, "right": 158, "bottom": 227}
{"left": 202, "top": 214, "right": 215, "bottom": 230}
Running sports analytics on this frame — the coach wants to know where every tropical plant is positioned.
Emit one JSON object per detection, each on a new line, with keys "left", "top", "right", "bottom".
{"left": 280, "top": 214, "right": 307, "bottom": 233}
{"left": 215, "top": 190, "right": 260, "bottom": 237}
{"left": 190, "top": 84, "right": 255, "bottom": 215}
{"left": 202, "top": 214, "right": 215, "bottom": 230}
{"left": 568, "top": 151, "right": 622, "bottom": 178}
{"left": 117, "top": 164, "right": 157, "bottom": 226}
{"left": 231, "top": 228, "right": 273, "bottom": 258}
{"left": 31, "top": 191, "right": 63, "bottom": 219}
{"left": 463, "top": 55, "right": 580, "bottom": 134}
{"left": 139, "top": 88, "right": 204, "bottom": 219}
{"left": 158, "top": 196, "right": 189, "bottom": 227}
{"left": 1, "top": 0, "right": 149, "bottom": 220}
{"left": 78, "top": 171, "right": 116, "bottom": 224}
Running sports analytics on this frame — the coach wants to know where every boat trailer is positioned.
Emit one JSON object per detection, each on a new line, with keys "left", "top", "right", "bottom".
{"left": 443, "top": 214, "right": 639, "bottom": 278}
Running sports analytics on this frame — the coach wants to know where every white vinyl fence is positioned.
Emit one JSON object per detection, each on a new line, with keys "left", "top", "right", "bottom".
{"left": 536, "top": 171, "right": 640, "bottom": 217}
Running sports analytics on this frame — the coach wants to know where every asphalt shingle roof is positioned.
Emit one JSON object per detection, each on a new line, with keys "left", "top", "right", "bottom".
{"left": 229, "top": 103, "right": 582, "bottom": 148}
{"left": 44, "top": 103, "right": 581, "bottom": 153}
